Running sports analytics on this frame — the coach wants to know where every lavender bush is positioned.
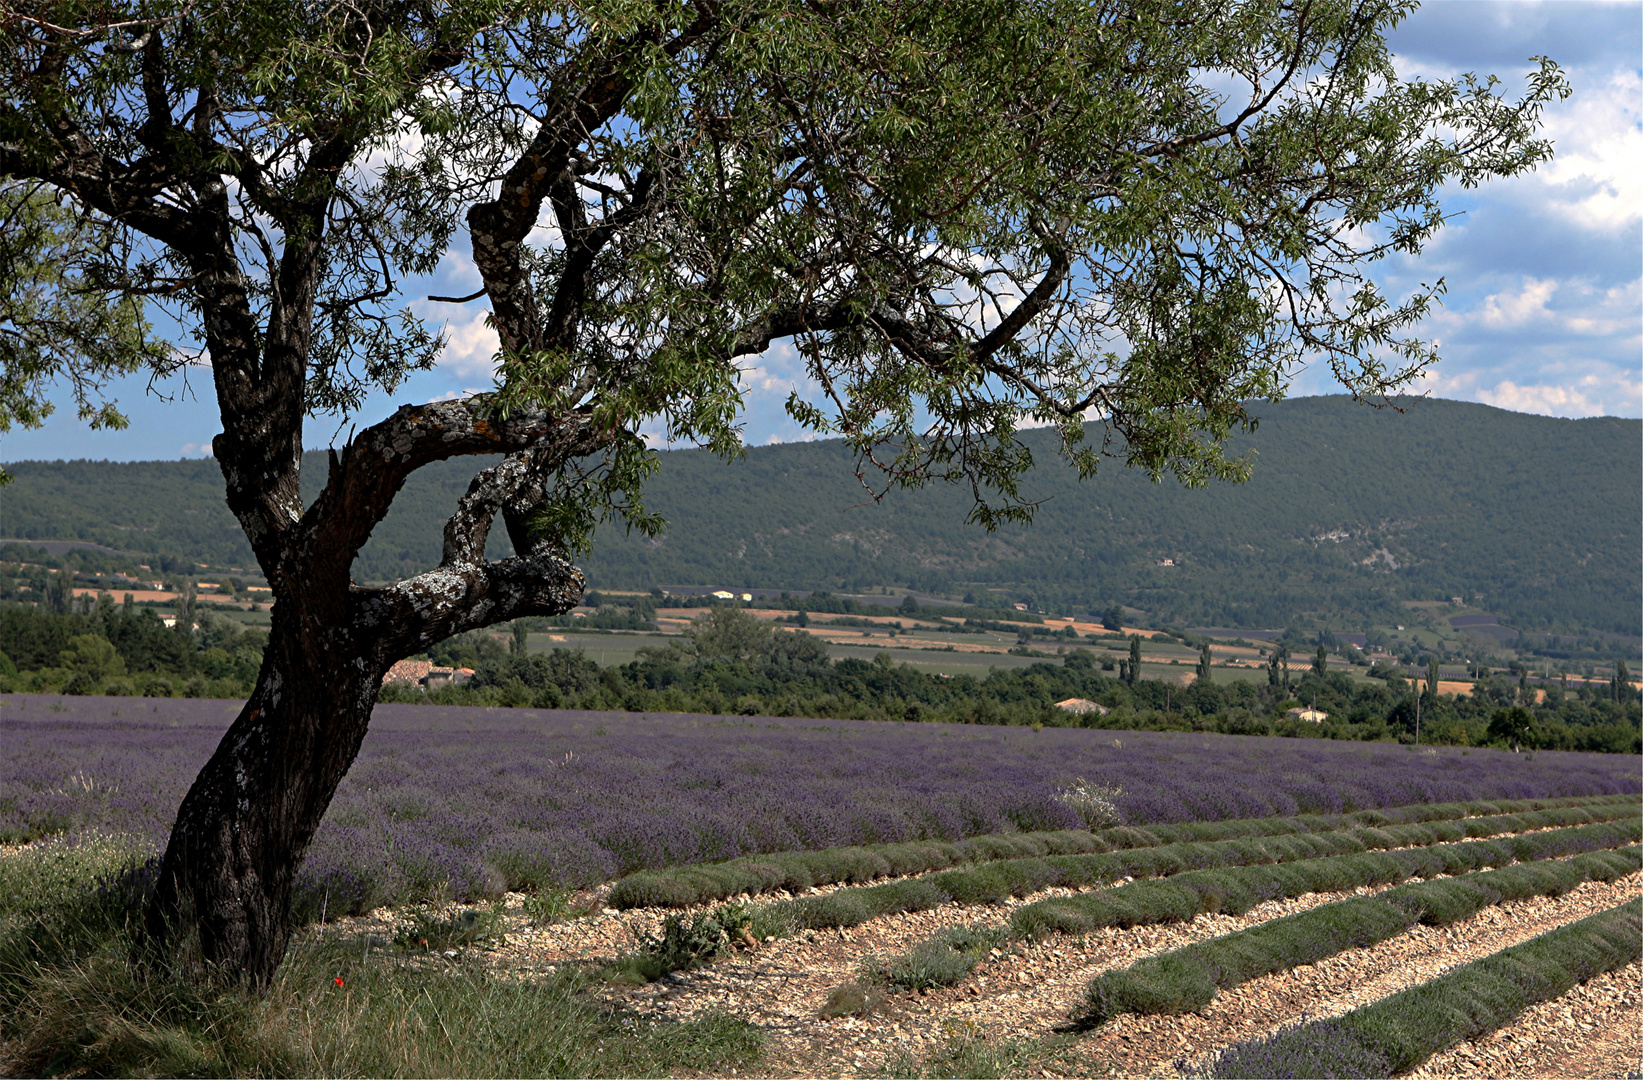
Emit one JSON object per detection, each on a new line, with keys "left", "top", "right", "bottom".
{"left": 4, "top": 695, "right": 1637, "bottom": 911}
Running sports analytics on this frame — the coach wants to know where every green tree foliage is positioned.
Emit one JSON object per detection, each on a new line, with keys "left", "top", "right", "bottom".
{"left": 1129, "top": 635, "right": 1143, "bottom": 685}
{"left": 0, "top": 601, "right": 255, "bottom": 695}
{"left": 418, "top": 640, "right": 1638, "bottom": 753}
{"left": 1487, "top": 706, "right": 1538, "bottom": 753}
{"left": 1314, "top": 644, "right": 1328, "bottom": 675}
{"left": 687, "top": 607, "right": 776, "bottom": 666}
{"left": 0, "top": 188, "right": 171, "bottom": 479}
{"left": 1, "top": 2, "right": 1570, "bottom": 532}
{"left": 1102, "top": 605, "right": 1124, "bottom": 633}
{"left": 58, "top": 633, "right": 125, "bottom": 680}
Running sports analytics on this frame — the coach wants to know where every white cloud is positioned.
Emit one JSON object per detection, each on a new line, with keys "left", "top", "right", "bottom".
{"left": 434, "top": 310, "right": 501, "bottom": 381}
{"left": 763, "top": 429, "right": 820, "bottom": 445}
{"left": 1475, "top": 374, "right": 1640, "bottom": 419}
{"left": 1433, "top": 274, "right": 1640, "bottom": 344}
{"left": 1530, "top": 67, "right": 1643, "bottom": 232}
{"left": 427, "top": 387, "right": 487, "bottom": 403}
{"left": 432, "top": 248, "right": 484, "bottom": 292}
{"left": 1476, "top": 278, "right": 1559, "bottom": 329}
{"left": 178, "top": 441, "right": 214, "bottom": 457}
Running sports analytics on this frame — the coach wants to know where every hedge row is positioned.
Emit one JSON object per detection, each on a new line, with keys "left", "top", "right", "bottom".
{"left": 746, "top": 813, "right": 1640, "bottom": 937}
{"left": 1011, "top": 818, "right": 1642, "bottom": 939}
{"left": 1080, "top": 845, "right": 1641, "bottom": 1024}
{"left": 830, "top": 819, "right": 1640, "bottom": 1003}
{"left": 1209, "top": 898, "right": 1643, "bottom": 1078}
{"left": 610, "top": 794, "right": 1636, "bottom": 909}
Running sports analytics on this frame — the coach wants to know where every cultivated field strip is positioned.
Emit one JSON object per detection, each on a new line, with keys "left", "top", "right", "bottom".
{"left": 1080, "top": 845, "right": 1640, "bottom": 1024}
{"left": 1012, "top": 818, "right": 1642, "bottom": 936}
{"left": 319, "top": 800, "right": 1637, "bottom": 975}
{"left": 309, "top": 801, "right": 1643, "bottom": 1076}
{"left": 598, "top": 869, "right": 1416, "bottom": 1076}
{"left": 1206, "top": 898, "right": 1642, "bottom": 1078}
{"left": 856, "top": 818, "right": 1642, "bottom": 991}
{"left": 608, "top": 794, "right": 1636, "bottom": 908}
{"left": 1054, "top": 874, "right": 1643, "bottom": 1079}
{"left": 1407, "top": 960, "right": 1642, "bottom": 1079}
{"left": 589, "top": 868, "right": 1642, "bottom": 1077}
{"left": 570, "top": 813, "right": 1641, "bottom": 1076}
{"left": 743, "top": 807, "right": 1642, "bottom": 936}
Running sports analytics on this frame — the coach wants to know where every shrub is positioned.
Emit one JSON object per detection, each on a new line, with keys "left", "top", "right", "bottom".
{"left": 1080, "top": 844, "right": 1642, "bottom": 1024}
{"left": 618, "top": 902, "right": 759, "bottom": 981}
{"left": 819, "top": 979, "right": 887, "bottom": 1019}
{"left": 1210, "top": 898, "right": 1643, "bottom": 1078}
{"left": 1055, "top": 779, "right": 1125, "bottom": 827}
{"left": 391, "top": 903, "right": 509, "bottom": 952}
{"left": 875, "top": 924, "right": 1010, "bottom": 990}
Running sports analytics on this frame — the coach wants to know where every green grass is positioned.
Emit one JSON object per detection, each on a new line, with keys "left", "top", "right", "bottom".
{"left": 1209, "top": 898, "right": 1643, "bottom": 1078}
{"left": 0, "top": 848, "right": 764, "bottom": 1078}
{"left": 1080, "top": 845, "right": 1642, "bottom": 1025}
{"left": 608, "top": 793, "right": 1637, "bottom": 909}
{"left": 0, "top": 831, "right": 155, "bottom": 919}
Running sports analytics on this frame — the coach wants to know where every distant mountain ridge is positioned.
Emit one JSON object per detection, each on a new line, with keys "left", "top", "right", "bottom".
{"left": 3, "top": 397, "right": 1638, "bottom": 635}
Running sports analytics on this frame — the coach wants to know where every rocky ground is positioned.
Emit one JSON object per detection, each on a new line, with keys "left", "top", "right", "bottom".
{"left": 317, "top": 837, "right": 1643, "bottom": 1079}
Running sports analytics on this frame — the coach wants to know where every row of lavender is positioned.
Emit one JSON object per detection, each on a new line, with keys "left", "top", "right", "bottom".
{"left": 4, "top": 695, "right": 1638, "bottom": 912}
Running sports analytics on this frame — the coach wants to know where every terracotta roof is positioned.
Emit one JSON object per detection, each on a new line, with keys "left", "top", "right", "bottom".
{"left": 385, "top": 659, "right": 433, "bottom": 685}
{"left": 1054, "top": 697, "right": 1110, "bottom": 715}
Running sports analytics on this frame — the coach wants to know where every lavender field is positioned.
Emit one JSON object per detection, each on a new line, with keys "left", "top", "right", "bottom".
{"left": 5, "top": 694, "right": 1638, "bottom": 915}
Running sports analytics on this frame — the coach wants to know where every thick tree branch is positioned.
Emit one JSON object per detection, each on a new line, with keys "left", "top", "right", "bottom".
{"left": 441, "top": 453, "right": 536, "bottom": 566}
{"left": 356, "top": 550, "right": 586, "bottom": 661}
{"left": 296, "top": 398, "right": 609, "bottom": 588}
{"left": 729, "top": 300, "right": 862, "bottom": 358}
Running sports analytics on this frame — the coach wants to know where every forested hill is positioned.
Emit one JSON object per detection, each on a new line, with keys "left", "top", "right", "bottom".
{"left": 3, "top": 397, "right": 1638, "bottom": 635}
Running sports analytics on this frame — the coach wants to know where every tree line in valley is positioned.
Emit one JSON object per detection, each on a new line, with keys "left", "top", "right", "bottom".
{"left": 5, "top": 602, "right": 1635, "bottom": 754}
{"left": 390, "top": 608, "right": 1640, "bottom": 755}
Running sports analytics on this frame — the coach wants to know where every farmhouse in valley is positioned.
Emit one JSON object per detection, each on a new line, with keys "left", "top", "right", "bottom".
{"left": 1055, "top": 697, "right": 1111, "bottom": 716}
{"left": 384, "top": 659, "right": 475, "bottom": 689}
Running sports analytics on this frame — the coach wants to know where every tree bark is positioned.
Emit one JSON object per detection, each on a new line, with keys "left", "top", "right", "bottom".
{"left": 142, "top": 612, "right": 382, "bottom": 985}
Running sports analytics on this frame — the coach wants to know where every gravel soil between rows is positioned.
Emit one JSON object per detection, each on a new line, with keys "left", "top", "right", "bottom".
{"left": 1408, "top": 961, "right": 1642, "bottom": 1080}
{"left": 583, "top": 873, "right": 1643, "bottom": 1079}
{"left": 310, "top": 838, "right": 1642, "bottom": 1078}
{"left": 1147, "top": 873, "right": 1642, "bottom": 1079}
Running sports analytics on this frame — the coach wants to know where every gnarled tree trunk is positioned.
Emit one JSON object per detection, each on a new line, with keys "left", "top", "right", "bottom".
{"left": 141, "top": 416, "right": 595, "bottom": 989}
{"left": 142, "top": 622, "right": 385, "bottom": 983}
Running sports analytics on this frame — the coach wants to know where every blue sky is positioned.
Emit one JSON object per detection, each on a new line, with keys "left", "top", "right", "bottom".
{"left": 2, "top": 0, "right": 1638, "bottom": 465}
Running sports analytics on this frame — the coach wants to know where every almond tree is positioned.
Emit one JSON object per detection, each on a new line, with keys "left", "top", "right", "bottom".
{"left": 0, "top": 0, "right": 1565, "bottom": 988}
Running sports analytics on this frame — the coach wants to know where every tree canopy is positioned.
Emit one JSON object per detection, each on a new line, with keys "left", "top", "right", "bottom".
{"left": 3, "top": 0, "right": 1565, "bottom": 529}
